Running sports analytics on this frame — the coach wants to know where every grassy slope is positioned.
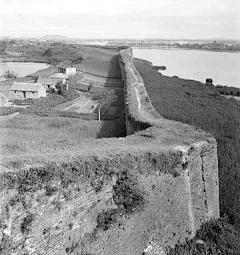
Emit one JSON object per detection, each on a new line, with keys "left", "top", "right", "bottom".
{"left": 0, "top": 115, "right": 124, "bottom": 153}
{"left": 134, "top": 59, "right": 240, "bottom": 254}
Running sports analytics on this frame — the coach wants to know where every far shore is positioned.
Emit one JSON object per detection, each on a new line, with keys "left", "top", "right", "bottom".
{"left": 132, "top": 46, "right": 240, "bottom": 54}
{"left": 0, "top": 55, "right": 49, "bottom": 64}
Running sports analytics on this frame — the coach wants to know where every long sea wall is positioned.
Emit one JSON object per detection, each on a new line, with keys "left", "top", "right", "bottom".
{"left": 118, "top": 47, "right": 220, "bottom": 249}
{"left": 0, "top": 47, "right": 219, "bottom": 255}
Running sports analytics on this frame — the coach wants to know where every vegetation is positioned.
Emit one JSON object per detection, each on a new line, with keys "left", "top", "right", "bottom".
{"left": 4, "top": 44, "right": 85, "bottom": 65}
{"left": 215, "top": 85, "right": 240, "bottom": 97}
{"left": 17, "top": 90, "right": 80, "bottom": 117}
{"left": 0, "top": 107, "right": 21, "bottom": 116}
{"left": 92, "top": 90, "right": 118, "bottom": 121}
{"left": 167, "top": 217, "right": 240, "bottom": 255}
{"left": 0, "top": 115, "right": 125, "bottom": 154}
{"left": 134, "top": 59, "right": 240, "bottom": 251}
{"left": 0, "top": 40, "right": 8, "bottom": 54}
{"left": 3, "top": 70, "right": 18, "bottom": 79}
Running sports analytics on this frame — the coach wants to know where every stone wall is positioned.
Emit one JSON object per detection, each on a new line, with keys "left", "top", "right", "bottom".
{"left": 118, "top": 47, "right": 220, "bottom": 252}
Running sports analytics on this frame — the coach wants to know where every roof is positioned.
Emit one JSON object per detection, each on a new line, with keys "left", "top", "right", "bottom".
{"left": 9, "top": 82, "right": 45, "bottom": 92}
{"left": 58, "top": 63, "right": 71, "bottom": 69}
{"left": 37, "top": 76, "right": 60, "bottom": 84}
{"left": 49, "top": 73, "right": 69, "bottom": 79}
{"left": 76, "top": 80, "right": 89, "bottom": 85}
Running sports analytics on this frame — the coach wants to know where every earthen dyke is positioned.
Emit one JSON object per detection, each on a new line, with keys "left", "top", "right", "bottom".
{"left": 0, "top": 47, "right": 219, "bottom": 255}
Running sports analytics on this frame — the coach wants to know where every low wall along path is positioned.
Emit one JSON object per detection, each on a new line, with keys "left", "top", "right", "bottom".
{"left": 0, "top": 47, "right": 219, "bottom": 255}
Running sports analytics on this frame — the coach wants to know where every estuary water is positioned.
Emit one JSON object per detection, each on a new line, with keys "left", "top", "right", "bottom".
{"left": 0, "top": 62, "right": 49, "bottom": 78}
{"left": 133, "top": 48, "right": 240, "bottom": 88}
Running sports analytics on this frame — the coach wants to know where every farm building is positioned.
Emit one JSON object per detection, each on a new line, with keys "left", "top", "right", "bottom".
{"left": 9, "top": 82, "right": 46, "bottom": 99}
{"left": 57, "top": 64, "right": 76, "bottom": 76}
{"left": 7, "top": 91, "right": 17, "bottom": 100}
{"left": 76, "top": 80, "right": 90, "bottom": 92}
{"left": 37, "top": 77, "right": 60, "bottom": 91}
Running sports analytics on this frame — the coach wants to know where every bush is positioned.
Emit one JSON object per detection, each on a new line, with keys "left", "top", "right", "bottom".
{"left": 3, "top": 70, "right": 17, "bottom": 79}
{"left": 167, "top": 217, "right": 240, "bottom": 254}
{"left": 0, "top": 107, "right": 21, "bottom": 116}
{"left": 21, "top": 90, "right": 80, "bottom": 117}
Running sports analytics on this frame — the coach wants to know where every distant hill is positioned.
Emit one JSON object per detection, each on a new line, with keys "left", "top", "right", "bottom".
{"left": 41, "top": 35, "right": 69, "bottom": 41}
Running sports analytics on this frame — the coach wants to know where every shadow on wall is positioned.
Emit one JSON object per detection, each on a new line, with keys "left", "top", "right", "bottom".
{"left": 96, "top": 120, "right": 126, "bottom": 138}
{"left": 106, "top": 54, "right": 122, "bottom": 78}
{"left": 96, "top": 54, "right": 126, "bottom": 138}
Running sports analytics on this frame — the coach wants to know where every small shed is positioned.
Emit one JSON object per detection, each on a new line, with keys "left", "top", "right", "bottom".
{"left": 9, "top": 82, "right": 46, "bottom": 99}
{"left": 37, "top": 77, "right": 60, "bottom": 91}
{"left": 58, "top": 64, "right": 76, "bottom": 76}
{"left": 76, "top": 81, "right": 90, "bottom": 92}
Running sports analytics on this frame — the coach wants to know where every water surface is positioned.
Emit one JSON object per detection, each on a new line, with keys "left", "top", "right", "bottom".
{"left": 0, "top": 62, "right": 49, "bottom": 77}
{"left": 133, "top": 48, "right": 240, "bottom": 88}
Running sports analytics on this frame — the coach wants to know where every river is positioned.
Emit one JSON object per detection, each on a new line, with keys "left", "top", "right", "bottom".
{"left": 0, "top": 62, "right": 49, "bottom": 78}
{"left": 133, "top": 48, "right": 240, "bottom": 88}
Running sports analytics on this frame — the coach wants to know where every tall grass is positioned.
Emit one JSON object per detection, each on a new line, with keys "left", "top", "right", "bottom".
{"left": 0, "top": 115, "right": 125, "bottom": 153}
{"left": 135, "top": 59, "right": 240, "bottom": 228}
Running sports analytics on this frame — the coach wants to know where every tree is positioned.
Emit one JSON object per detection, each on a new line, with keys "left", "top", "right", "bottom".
{"left": 93, "top": 90, "right": 117, "bottom": 121}
{"left": 49, "top": 57, "right": 59, "bottom": 66}
{"left": 0, "top": 40, "right": 9, "bottom": 55}
{"left": 43, "top": 48, "right": 52, "bottom": 57}
{"left": 55, "top": 81, "right": 64, "bottom": 95}
{"left": 3, "top": 70, "right": 18, "bottom": 79}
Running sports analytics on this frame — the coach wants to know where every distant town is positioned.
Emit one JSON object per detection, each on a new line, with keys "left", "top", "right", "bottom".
{"left": 1, "top": 35, "right": 240, "bottom": 55}
{"left": 107, "top": 39, "right": 240, "bottom": 52}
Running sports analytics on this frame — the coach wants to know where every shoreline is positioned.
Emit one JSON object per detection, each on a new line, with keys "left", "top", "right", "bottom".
{"left": 0, "top": 55, "right": 49, "bottom": 64}
{"left": 132, "top": 46, "right": 240, "bottom": 54}
{"left": 134, "top": 57, "right": 240, "bottom": 90}
{"left": 0, "top": 59, "right": 49, "bottom": 64}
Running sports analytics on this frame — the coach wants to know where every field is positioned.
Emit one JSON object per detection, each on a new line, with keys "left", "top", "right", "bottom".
{"left": 0, "top": 115, "right": 125, "bottom": 154}
{"left": 0, "top": 45, "right": 126, "bottom": 161}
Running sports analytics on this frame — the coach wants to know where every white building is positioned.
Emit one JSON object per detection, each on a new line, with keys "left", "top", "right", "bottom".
{"left": 9, "top": 82, "right": 46, "bottom": 99}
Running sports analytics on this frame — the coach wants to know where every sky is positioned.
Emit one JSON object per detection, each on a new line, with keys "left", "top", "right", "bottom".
{"left": 0, "top": 0, "right": 239, "bottom": 39}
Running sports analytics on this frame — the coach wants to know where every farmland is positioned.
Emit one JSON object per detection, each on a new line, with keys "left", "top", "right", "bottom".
{"left": 0, "top": 115, "right": 124, "bottom": 153}
{"left": 0, "top": 45, "right": 126, "bottom": 165}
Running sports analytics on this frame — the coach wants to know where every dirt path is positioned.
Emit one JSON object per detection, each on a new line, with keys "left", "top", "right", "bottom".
{"left": 63, "top": 92, "right": 98, "bottom": 114}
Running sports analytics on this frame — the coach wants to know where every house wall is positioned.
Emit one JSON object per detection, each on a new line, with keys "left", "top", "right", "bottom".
{"left": 43, "top": 84, "right": 56, "bottom": 91}
{"left": 66, "top": 67, "right": 76, "bottom": 76}
{"left": 14, "top": 91, "right": 24, "bottom": 99}
{"left": 38, "top": 86, "right": 47, "bottom": 97}
{"left": 10, "top": 87, "right": 46, "bottom": 99}
{"left": 76, "top": 82, "right": 90, "bottom": 92}
{"left": 58, "top": 68, "right": 66, "bottom": 73}
{"left": 26, "top": 91, "right": 40, "bottom": 99}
